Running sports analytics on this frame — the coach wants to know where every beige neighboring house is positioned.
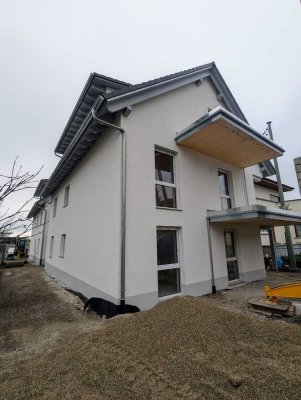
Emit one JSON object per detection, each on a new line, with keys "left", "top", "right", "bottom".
{"left": 254, "top": 176, "right": 301, "bottom": 254}
{"left": 254, "top": 176, "right": 294, "bottom": 246}
{"left": 276, "top": 199, "right": 301, "bottom": 246}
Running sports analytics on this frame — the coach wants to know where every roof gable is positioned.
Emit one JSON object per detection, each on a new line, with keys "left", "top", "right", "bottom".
{"left": 101, "top": 62, "right": 247, "bottom": 123}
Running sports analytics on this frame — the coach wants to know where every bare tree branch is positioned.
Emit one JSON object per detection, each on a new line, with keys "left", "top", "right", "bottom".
{"left": 0, "top": 157, "right": 43, "bottom": 237}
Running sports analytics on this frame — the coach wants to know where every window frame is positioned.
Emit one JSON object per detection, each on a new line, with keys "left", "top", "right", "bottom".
{"left": 155, "top": 147, "right": 177, "bottom": 209}
{"left": 218, "top": 169, "right": 232, "bottom": 210}
{"left": 53, "top": 197, "right": 58, "bottom": 217}
{"left": 156, "top": 227, "right": 181, "bottom": 297}
{"left": 224, "top": 229, "right": 240, "bottom": 282}
{"left": 59, "top": 234, "right": 66, "bottom": 258}
{"left": 63, "top": 186, "right": 70, "bottom": 208}
{"left": 49, "top": 236, "right": 54, "bottom": 258}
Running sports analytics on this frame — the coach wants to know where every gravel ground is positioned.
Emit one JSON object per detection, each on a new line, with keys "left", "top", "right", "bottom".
{"left": 1, "top": 265, "right": 301, "bottom": 400}
{"left": 211, "top": 271, "right": 301, "bottom": 314}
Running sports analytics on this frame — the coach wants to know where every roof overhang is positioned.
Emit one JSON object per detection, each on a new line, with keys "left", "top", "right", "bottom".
{"left": 55, "top": 74, "right": 129, "bottom": 155}
{"left": 253, "top": 175, "right": 294, "bottom": 192}
{"left": 34, "top": 179, "right": 49, "bottom": 197}
{"left": 27, "top": 200, "right": 45, "bottom": 219}
{"left": 175, "top": 107, "right": 284, "bottom": 168}
{"left": 207, "top": 205, "right": 301, "bottom": 227}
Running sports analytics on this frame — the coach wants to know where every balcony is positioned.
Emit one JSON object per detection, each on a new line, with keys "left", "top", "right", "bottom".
{"left": 207, "top": 205, "right": 301, "bottom": 227}
{"left": 175, "top": 107, "right": 284, "bottom": 168}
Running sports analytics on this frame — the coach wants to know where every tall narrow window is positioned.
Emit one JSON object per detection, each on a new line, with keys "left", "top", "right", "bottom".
{"left": 224, "top": 230, "right": 239, "bottom": 282}
{"left": 53, "top": 197, "right": 57, "bottom": 217}
{"left": 37, "top": 238, "right": 40, "bottom": 254}
{"left": 218, "top": 170, "right": 232, "bottom": 209}
{"left": 157, "top": 228, "right": 181, "bottom": 297}
{"left": 155, "top": 150, "right": 177, "bottom": 208}
{"left": 64, "top": 186, "right": 69, "bottom": 207}
{"left": 60, "top": 234, "right": 66, "bottom": 258}
{"left": 49, "top": 236, "right": 54, "bottom": 258}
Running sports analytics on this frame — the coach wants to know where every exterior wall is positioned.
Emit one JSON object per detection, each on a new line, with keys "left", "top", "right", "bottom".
{"left": 45, "top": 124, "right": 122, "bottom": 303}
{"left": 276, "top": 199, "right": 301, "bottom": 245}
{"left": 120, "top": 80, "right": 264, "bottom": 309}
{"left": 29, "top": 206, "right": 49, "bottom": 265}
{"left": 42, "top": 78, "right": 268, "bottom": 310}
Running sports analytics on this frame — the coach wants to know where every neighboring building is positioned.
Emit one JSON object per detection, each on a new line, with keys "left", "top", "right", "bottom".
{"left": 254, "top": 176, "right": 294, "bottom": 246}
{"left": 294, "top": 157, "right": 301, "bottom": 195}
{"left": 27, "top": 63, "right": 301, "bottom": 310}
{"left": 275, "top": 199, "right": 301, "bottom": 247}
{"left": 28, "top": 180, "right": 50, "bottom": 265}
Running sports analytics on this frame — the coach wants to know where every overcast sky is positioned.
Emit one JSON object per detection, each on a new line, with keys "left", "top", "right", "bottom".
{"left": 1, "top": 0, "right": 300, "bottom": 225}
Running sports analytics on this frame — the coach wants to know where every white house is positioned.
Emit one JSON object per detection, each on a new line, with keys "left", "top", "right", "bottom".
{"left": 28, "top": 179, "right": 50, "bottom": 265}
{"left": 27, "top": 63, "right": 301, "bottom": 310}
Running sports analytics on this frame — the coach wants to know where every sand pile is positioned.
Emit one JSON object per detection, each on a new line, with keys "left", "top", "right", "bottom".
{"left": 3, "top": 294, "right": 300, "bottom": 400}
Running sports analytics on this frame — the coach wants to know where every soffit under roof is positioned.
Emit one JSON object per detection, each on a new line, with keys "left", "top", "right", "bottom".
{"left": 175, "top": 107, "right": 284, "bottom": 169}
{"left": 55, "top": 74, "right": 130, "bottom": 155}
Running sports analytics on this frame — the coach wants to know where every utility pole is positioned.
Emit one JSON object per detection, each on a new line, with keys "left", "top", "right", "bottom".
{"left": 266, "top": 121, "right": 296, "bottom": 270}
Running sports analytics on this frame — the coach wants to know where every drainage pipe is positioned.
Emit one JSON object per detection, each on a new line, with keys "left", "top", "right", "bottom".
{"left": 91, "top": 108, "right": 127, "bottom": 306}
{"left": 206, "top": 217, "right": 216, "bottom": 294}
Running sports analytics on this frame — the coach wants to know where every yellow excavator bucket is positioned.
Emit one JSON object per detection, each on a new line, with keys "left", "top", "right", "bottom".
{"left": 264, "top": 282, "right": 301, "bottom": 299}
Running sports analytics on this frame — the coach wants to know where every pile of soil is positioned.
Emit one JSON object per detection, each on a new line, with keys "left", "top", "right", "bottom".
{"left": 1, "top": 288, "right": 301, "bottom": 399}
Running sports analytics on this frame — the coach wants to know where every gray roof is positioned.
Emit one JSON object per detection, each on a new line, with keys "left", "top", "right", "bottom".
{"left": 104, "top": 63, "right": 215, "bottom": 99}
{"left": 34, "top": 179, "right": 49, "bottom": 198}
{"left": 55, "top": 73, "right": 130, "bottom": 155}
{"left": 27, "top": 200, "right": 44, "bottom": 219}
{"left": 101, "top": 62, "right": 247, "bottom": 123}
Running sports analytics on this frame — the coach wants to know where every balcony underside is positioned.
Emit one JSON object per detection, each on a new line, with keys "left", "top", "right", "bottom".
{"left": 175, "top": 107, "right": 284, "bottom": 168}
{"left": 207, "top": 205, "right": 301, "bottom": 228}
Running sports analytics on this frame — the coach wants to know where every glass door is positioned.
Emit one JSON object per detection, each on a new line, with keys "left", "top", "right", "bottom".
{"left": 224, "top": 230, "right": 239, "bottom": 282}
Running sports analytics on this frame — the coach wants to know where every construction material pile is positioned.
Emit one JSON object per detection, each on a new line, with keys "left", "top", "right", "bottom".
{"left": 2, "top": 294, "right": 301, "bottom": 400}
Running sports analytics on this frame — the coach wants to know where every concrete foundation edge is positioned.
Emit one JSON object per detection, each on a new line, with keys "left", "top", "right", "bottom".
{"left": 44, "top": 262, "right": 265, "bottom": 311}
{"left": 45, "top": 262, "right": 119, "bottom": 305}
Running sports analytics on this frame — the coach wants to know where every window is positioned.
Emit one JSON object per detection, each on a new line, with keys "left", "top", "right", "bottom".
{"left": 224, "top": 230, "right": 239, "bottom": 281}
{"left": 295, "top": 225, "right": 301, "bottom": 238}
{"left": 218, "top": 170, "right": 232, "bottom": 209}
{"left": 37, "top": 238, "right": 40, "bottom": 254}
{"left": 270, "top": 194, "right": 280, "bottom": 203}
{"left": 53, "top": 197, "right": 57, "bottom": 217}
{"left": 157, "top": 228, "right": 181, "bottom": 297}
{"left": 60, "top": 234, "right": 66, "bottom": 258}
{"left": 64, "top": 186, "right": 70, "bottom": 207}
{"left": 155, "top": 150, "right": 177, "bottom": 208}
{"left": 49, "top": 236, "right": 54, "bottom": 258}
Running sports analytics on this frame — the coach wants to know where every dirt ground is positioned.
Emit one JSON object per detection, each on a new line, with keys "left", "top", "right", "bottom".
{"left": 211, "top": 271, "right": 301, "bottom": 313}
{"left": 1, "top": 265, "right": 301, "bottom": 400}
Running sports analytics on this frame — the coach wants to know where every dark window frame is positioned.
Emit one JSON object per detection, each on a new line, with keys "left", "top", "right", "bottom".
{"left": 156, "top": 227, "right": 181, "bottom": 297}
{"left": 155, "top": 148, "right": 177, "bottom": 209}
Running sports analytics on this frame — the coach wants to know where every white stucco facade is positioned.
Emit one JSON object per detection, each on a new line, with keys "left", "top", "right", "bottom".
{"left": 29, "top": 205, "right": 49, "bottom": 265}
{"left": 31, "top": 77, "right": 270, "bottom": 310}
